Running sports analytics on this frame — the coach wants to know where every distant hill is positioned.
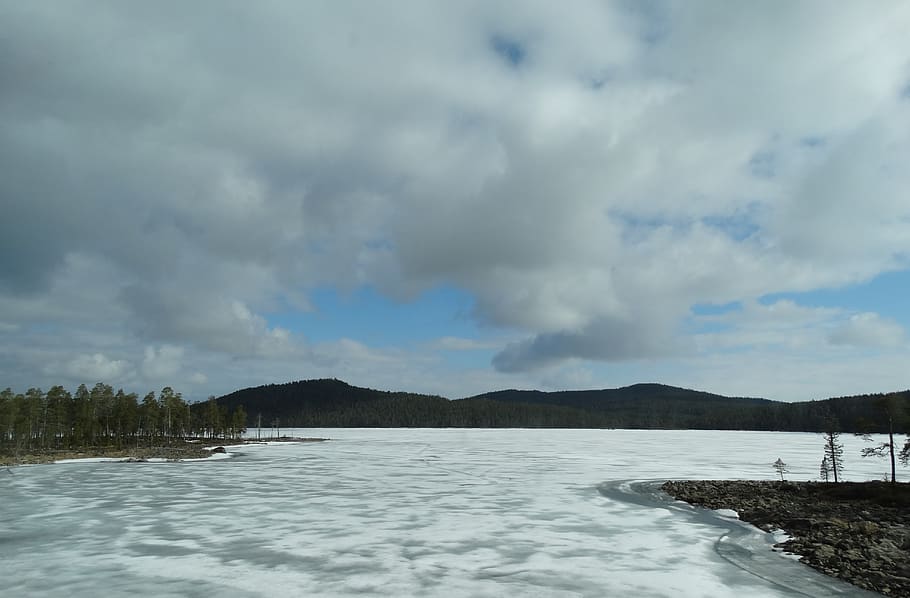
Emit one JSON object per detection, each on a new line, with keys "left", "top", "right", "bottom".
{"left": 214, "top": 379, "right": 910, "bottom": 433}
{"left": 216, "top": 378, "right": 443, "bottom": 426}
{"left": 462, "top": 383, "right": 774, "bottom": 429}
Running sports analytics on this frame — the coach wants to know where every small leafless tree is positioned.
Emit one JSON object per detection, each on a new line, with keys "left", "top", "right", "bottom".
{"left": 859, "top": 394, "right": 902, "bottom": 484}
{"left": 820, "top": 456, "right": 831, "bottom": 482}
{"left": 861, "top": 434, "right": 896, "bottom": 484}
{"left": 773, "top": 458, "right": 788, "bottom": 481}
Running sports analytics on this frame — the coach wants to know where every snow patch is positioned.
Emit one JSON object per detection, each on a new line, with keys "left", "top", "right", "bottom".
{"left": 714, "top": 508, "right": 740, "bottom": 519}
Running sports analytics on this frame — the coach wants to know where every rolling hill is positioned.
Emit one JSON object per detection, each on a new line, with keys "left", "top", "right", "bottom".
{"left": 214, "top": 379, "right": 910, "bottom": 432}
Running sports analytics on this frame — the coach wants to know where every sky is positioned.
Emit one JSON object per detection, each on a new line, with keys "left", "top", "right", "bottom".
{"left": 2, "top": 1, "right": 910, "bottom": 402}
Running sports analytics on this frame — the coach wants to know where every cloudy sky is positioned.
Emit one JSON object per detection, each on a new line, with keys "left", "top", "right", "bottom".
{"left": 2, "top": 1, "right": 910, "bottom": 402}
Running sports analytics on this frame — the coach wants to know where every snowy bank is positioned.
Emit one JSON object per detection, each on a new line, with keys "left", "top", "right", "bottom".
{"left": 663, "top": 480, "right": 910, "bottom": 595}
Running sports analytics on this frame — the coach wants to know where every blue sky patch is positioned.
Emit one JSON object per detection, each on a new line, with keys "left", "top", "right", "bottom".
{"left": 759, "top": 269, "right": 910, "bottom": 327}
{"left": 702, "top": 212, "right": 760, "bottom": 242}
{"left": 691, "top": 301, "right": 742, "bottom": 317}
{"left": 266, "top": 284, "right": 480, "bottom": 347}
{"left": 491, "top": 35, "right": 526, "bottom": 67}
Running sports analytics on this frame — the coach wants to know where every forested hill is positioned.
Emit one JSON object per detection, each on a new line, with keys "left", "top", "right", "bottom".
{"left": 466, "top": 384, "right": 772, "bottom": 428}
{"left": 216, "top": 378, "right": 445, "bottom": 426}
{"left": 470, "top": 383, "right": 770, "bottom": 405}
{"left": 216, "top": 379, "right": 910, "bottom": 433}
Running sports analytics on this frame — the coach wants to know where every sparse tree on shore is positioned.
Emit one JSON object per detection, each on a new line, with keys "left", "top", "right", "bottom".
{"left": 898, "top": 438, "right": 910, "bottom": 469}
{"left": 820, "top": 456, "right": 831, "bottom": 482}
{"left": 861, "top": 434, "right": 897, "bottom": 484}
{"left": 230, "top": 405, "right": 247, "bottom": 439}
{"left": 824, "top": 429, "right": 844, "bottom": 483}
{"left": 773, "top": 458, "right": 788, "bottom": 481}
{"left": 0, "top": 383, "right": 249, "bottom": 455}
{"left": 859, "top": 394, "right": 903, "bottom": 484}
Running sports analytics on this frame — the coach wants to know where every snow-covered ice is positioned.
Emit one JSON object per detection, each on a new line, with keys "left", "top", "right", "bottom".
{"left": 0, "top": 429, "right": 887, "bottom": 597}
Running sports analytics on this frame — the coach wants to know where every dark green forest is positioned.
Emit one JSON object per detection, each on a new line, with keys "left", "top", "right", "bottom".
{"left": 217, "top": 379, "right": 910, "bottom": 433}
{"left": 0, "top": 383, "right": 247, "bottom": 454}
{"left": 4, "top": 378, "right": 909, "bottom": 455}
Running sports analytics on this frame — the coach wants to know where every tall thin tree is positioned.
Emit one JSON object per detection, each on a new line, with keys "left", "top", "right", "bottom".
{"left": 823, "top": 429, "right": 844, "bottom": 483}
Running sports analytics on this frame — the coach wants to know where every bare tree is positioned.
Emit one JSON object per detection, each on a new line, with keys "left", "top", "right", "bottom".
{"left": 859, "top": 394, "right": 902, "bottom": 484}
{"left": 820, "top": 456, "right": 831, "bottom": 483}
{"left": 773, "top": 458, "right": 788, "bottom": 481}
{"left": 861, "top": 434, "right": 896, "bottom": 484}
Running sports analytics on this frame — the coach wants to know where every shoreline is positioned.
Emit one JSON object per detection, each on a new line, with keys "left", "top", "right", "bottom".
{"left": 662, "top": 480, "right": 910, "bottom": 596}
{"left": 0, "top": 436, "right": 328, "bottom": 466}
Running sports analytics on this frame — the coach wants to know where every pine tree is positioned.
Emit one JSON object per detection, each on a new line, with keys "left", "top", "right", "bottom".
{"left": 140, "top": 392, "right": 160, "bottom": 446}
{"left": 72, "top": 384, "right": 90, "bottom": 447}
{"left": 45, "top": 385, "right": 71, "bottom": 449}
{"left": 231, "top": 405, "right": 247, "bottom": 439}
{"left": 820, "top": 456, "right": 831, "bottom": 482}
{"left": 823, "top": 430, "right": 844, "bottom": 483}
{"left": 0, "top": 389, "right": 13, "bottom": 450}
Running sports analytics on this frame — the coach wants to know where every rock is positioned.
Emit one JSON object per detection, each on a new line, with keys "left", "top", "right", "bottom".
{"left": 210, "top": 446, "right": 226, "bottom": 454}
{"left": 661, "top": 480, "right": 910, "bottom": 596}
{"left": 785, "top": 517, "right": 815, "bottom": 531}
{"left": 813, "top": 544, "right": 836, "bottom": 560}
{"left": 853, "top": 521, "right": 880, "bottom": 535}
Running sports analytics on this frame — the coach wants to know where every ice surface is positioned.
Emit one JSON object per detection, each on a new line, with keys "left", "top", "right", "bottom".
{"left": 0, "top": 429, "right": 885, "bottom": 597}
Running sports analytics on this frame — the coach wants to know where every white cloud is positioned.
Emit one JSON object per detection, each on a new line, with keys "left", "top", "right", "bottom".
{"left": 2, "top": 2, "right": 910, "bottom": 400}
{"left": 694, "top": 300, "right": 841, "bottom": 352}
{"left": 675, "top": 348, "right": 910, "bottom": 403}
{"left": 141, "top": 345, "right": 184, "bottom": 380}
{"left": 61, "top": 353, "right": 130, "bottom": 383}
{"left": 828, "top": 313, "right": 906, "bottom": 348}
{"left": 693, "top": 302, "right": 908, "bottom": 356}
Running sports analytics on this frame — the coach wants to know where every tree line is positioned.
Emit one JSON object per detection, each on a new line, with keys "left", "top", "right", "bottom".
{"left": 6, "top": 378, "right": 910, "bottom": 456}
{"left": 0, "top": 383, "right": 247, "bottom": 454}
{"left": 216, "top": 379, "right": 910, "bottom": 433}
{"left": 776, "top": 395, "right": 910, "bottom": 484}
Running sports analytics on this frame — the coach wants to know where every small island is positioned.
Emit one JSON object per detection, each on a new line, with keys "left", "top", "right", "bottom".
{"left": 1, "top": 436, "right": 328, "bottom": 467}
{"left": 0, "top": 383, "right": 329, "bottom": 467}
{"left": 662, "top": 480, "right": 910, "bottom": 596}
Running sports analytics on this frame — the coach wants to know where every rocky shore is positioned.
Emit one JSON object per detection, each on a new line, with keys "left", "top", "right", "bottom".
{"left": 0, "top": 436, "right": 327, "bottom": 466}
{"left": 662, "top": 480, "right": 910, "bottom": 596}
{"left": 1, "top": 444, "right": 214, "bottom": 466}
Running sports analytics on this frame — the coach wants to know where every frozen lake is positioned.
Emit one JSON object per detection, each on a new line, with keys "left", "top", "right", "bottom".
{"left": 1, "top": 429, "right": 889, "bottom": 597}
